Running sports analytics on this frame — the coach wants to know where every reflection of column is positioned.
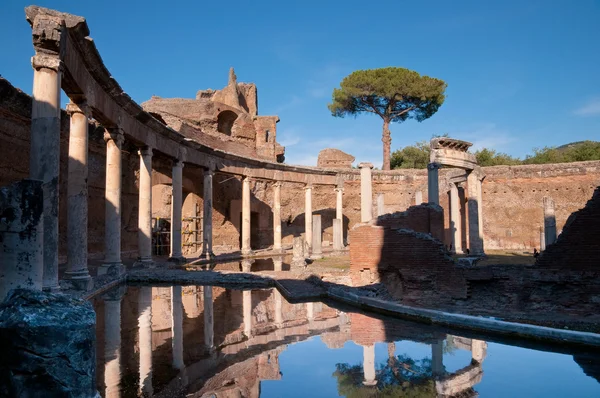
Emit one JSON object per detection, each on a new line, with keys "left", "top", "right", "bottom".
{"left": 274, "top": 289, "right": 283, "bottom": 326}
{"left": 273, "top": 182, "right": 282, "bottom": 252}
{"left": 471, "top": 339, "right": 487, "bottom": 363}
{"left": 467, "top": 172, "right": 484, "bottom": 255}
{"left": 138, "top": 147, "right": 153, "bottom": 265}
{"left": 138, "top": 287, "right": 153, "bottom": 396}
{"left": 242, "top": 176, "right": 252, "bottom": 255}
{"left": 204, "top": 286, "right": 214, "bottom": 350}
{"left": 359, "top": 162, "right": 374, "bottom": 222}
{"left": 201, "top": 169, "right": 215, "bottom": 259}
{"left": 170, "top": 160, "right": 185, "bottom": 261}
{"left": 243, "top": 290, "right": 252, "bottom": 337}
{"left": 304, "top": 184, "right": 313, "bottom": 254}
{"left": 306, "top": 302, "right": 314, "bottom": 322}
{"left": 171, "top": 286, "right": 184, "bottom": 370}
{"left": 449, "top": 183, "right": 462, "bottom": 254}
{"left": 427, "top": 163, "right": 440, "bottom": 205}
{"left": 104, "top": 293, "right": 123, "bottom": 398}
{"left": 30, "top": 52, "right": 62, "bottom": 291}
{"left": 432, "top": 340, "right": 444, "bottom": 377}
{"left": 273, "top": 258, "right": 283, "bottom": 272}
{"left": 101, "top": 128, "right": 125, "bottom": 276}
{"left": 363, "top": 345, "right": 377, "bottom": 386}
{"left": 65, "top": 101, "right": 92, "bottom": 289}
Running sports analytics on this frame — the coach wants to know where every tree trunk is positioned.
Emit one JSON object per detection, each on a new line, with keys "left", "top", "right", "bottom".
{"left": 381, "top": 118, "right": 391, "bottom": 170}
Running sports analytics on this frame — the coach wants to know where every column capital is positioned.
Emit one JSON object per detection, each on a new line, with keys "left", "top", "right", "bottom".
{"left": 31, "top": 13, "right": 66, "bottom": 56}
{"left": 334, "top": 186, "right": 344, "bottom": 193}
{"left": 358, "top": 162, "right": 374, "bottom": 169}
{"left": 31, "top": 53, "right": 62, "bottom": 72}
{"left": 66, "top": 101, "right": 89, "bottom": 117}
{"left": 273, "top": 181, "right": 282, "bottom": 188}
{"left": 427, "top": 162, "right": 441, "bottom": 171}
{"left": 138, "top": 146, "right": 153, "bottom": 158}
{"left": 104, "top": 128, "right": 124, "bottom": 147}
{"left": 173, "top": 159, "right": 185, "bottom": 169}
{"left": 243, "top": 176, "right": 253, "bottom": 183}
{"left": 204, "top": 168, "right": 215, "bottom": 177}
{"left": 304, "top": 184, "right": 313, "bottom": 190}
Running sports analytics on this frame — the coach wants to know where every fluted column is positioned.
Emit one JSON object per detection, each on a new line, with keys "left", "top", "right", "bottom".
{"left": 138, "top": 147, "right": 153, "bottom": 265}
{"left": 427, "top": 163, "right": 440, "bottom": 205}
{"left": 203, "top": 286, "right": 214, "bottom": 350}
{"left": 171, "top": 286, "right": 184, "bottom": 370}
{"left": 242, "top": 176, "right": 252, "bottom": 255}
{"left": 103, "top": 289, "right": 124, "bottom": 398}
{"left": 304, "top": 184, "right": 313, "bottom": 254}
{"left": 30, "top": 52, "right": 62, "bottom": 291}
{"left": 359, "top": 162, "right": 374, "bottom": 222}
{"left": 138, "top": 287, "right": 153, "bottom": 396}
{"left": 449, "top": 183, "right": 462, "bottom": 254}
{"left": 243, "top": 289, "right": 252, "bottom": 337}
{"left": 362, "top": 345, "right": 377, "bottom": 386}
{"left": 273, "top": 182, "right": 282, "bottom": 252}
{"left": 65, "top": 101, "right": 92, "bottom": 289}
{"left": 100, "top": 128, "right": 124, "bottom": 276}
{"left": 170, "top": 160, "right": 185, "bottom": 262}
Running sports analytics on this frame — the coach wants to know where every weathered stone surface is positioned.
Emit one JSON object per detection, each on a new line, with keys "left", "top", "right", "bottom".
{"left": 0, "top": 289, "right": 97, "bottom": 397}
{"left": 317, "top": 148, "right": 355, "bottom": 169}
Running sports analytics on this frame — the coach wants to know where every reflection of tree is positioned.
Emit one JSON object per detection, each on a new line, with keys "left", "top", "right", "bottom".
{"left": 333, "top": 354, "right": 436, "bottom": 397}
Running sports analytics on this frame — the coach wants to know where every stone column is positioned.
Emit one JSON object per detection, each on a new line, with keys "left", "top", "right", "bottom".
{"left": 415, "top": 191, "right": 423, "bottom": 205}
{"left": 241, "top": 176, "right": 252, "bottom": 255}
{"left": 333, "top": 219, "right": 343, "bottom": 251}
{"left": 170, "top": 160, "right": 185, "bottom": 262}
{"left": 241, "top": 259, "right": 254, "bottom": 272}
{"left": 201, "top": 169, "right": 215, "bottom": 259}
{"left": 273, "top": 181, "right": 282, "bottom": 252}
{"left": 171, "top": 285, "right": 184, "bottom": 370}
{"left": 359, "top": 162, "right": 374, "bottom": 222}
{"left": 427, "top": 163, "right": 440, "bottom": 205}
{"left": 103, "top": 289, "right": 123, "bottom": 398}
{"left": 304, "top": 184, "right": 313, "bottom": 254}
{"left": 65, "top": 101, "right": 92, "bottom": 289}
{"left": 376, "top": 193, "right": 385, "bottom": 216}
{"left": 100, "top": 128, "right": 125, "bottom": 276}
{"left": 449, "top": 183, "right": 462, "bottom": 254}
{"left": 362, "top": 345, "right": 377, "bottom": 386}
{"left": 471, "top": 339, "right": 487, "bottom": 363}
{"left": 335, "top": 186, "right": 344, "bottom": 248}
{"left": 540, "top": 227, "right": 546, "bottom": 251}
{"left": 467, "top": 171, "right": 484, "bottom": 255}
{"left": 138, "top": 287, "right": 153, "bottom": 396}
{"left": 30, "top": 53, "right": 62, "bottom": 291}
{"left": 274, "top": 258, "right": 283, "bottom": 272}
{"left": 274, "top": 289, "right": 283, "bottom": 326}
{"left": 311, "top": 215, "right": 323, "bottom": 259}
{"left": 0, "top": 180, "right": 44, "bottom": 301}
{"left": 543, "top": 197, "right": 557, "bottom": 246}
{"left": 431, "top": 339, "right": 444, "bottom": 377}
{"left": 138, "top": 147, "right": 153, "bottom": 265}
{"left": 204, "top": 286, "right": 214, "bottom": 350}
{"left": 477, "top": 178, "right": 484, "bottom": 246}
{"left": 243, "top": 289, "right": 252, "bottom": 337}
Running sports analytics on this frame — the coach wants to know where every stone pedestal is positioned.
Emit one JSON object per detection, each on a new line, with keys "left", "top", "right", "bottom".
{"left": 449, "top": 183, "right": 462, "bottom": 254}
{"left": 65, "top": 101, "right": 92, "bottom": 289}
{"left": 427, "top": 163, "right": 440, "bottom": 205}
{"left": 170, "top": 160, "right": 185, "bottom": 262}
{"left": 304, "top": 185, "right": 313, "bottom": 254}
{"left": 171, "top": 286, "right": 184, "bottom": 370}
{"left": 362, "top": 344, "right": 377, "bottom": 386}
{"left": 30, "top": 54, "right": 62, "bottom": 292}
{"left": 137, "top": 147, "right": 153, "bottom": 266}
{"left": 333, "top": 219, "right": 343, "bottom": 251}
{"left": 543, "top": 196, "right": 557, "bottom": 246}
{"left": 0, "top": 180, "right": 43, "bottom": 302}
{"left": 273, "top": 182, "right": 282, "bottom": 252}
{"left": 100, "top": 128, "right": 125, "bottom": 276}
{"left": 311, "top": 215, "right": 323, "bottom": 259}
{"left": 203, "top": 286, "right": 214, "bottom": 350}
{"left": 0, "top": 289, "right": 97, "bottom": 397}
{"left": 242, "top": 176, "right": 253, "bottom": 255}
{"left": 467, "top": 172, "right": 484, "bottom": 255}
{"left": 359, "top": 162, "right": 374, "bottom": 222}
{"left": 201, "top": 169, "right": 215, "bottom": 259}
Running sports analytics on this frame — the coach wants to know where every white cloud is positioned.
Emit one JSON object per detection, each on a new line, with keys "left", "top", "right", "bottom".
{"left": 573, "top": 99, "right": 600, "bottom": 116}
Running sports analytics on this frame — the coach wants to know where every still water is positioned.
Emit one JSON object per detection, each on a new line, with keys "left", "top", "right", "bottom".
{"left": 93, "top": 285, "right": 600, "bottom": 397}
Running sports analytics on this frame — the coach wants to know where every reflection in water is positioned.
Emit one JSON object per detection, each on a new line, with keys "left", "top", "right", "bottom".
{"left": 94, "top": 285, "right": 600, "bottom": 397}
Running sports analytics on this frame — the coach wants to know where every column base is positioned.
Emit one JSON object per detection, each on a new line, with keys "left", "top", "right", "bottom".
{"left": 199, "top": 251, "right": 215, "bottom": 260}
{"left": 98, "top": 262, "right": 125, "bottom": 277}
{"left": 134, "top": 257, "right": 154, "bottom": 268}
{"left": 241, "top": 249, "right": 254, "bottom": 257}
{"left": 63, "top": 270, "right": 93, "bottom": 291}
{"left": 168, "top": 256, "right": 186, "bottom": 264}
{"left": 42, "top": 284, "right": 61, "bottom": 293}
{"left": 363, "top": 380, "right": 378, "bottom": 387}
{"left": 272, "top": 247, "right": 285, "bottom": 254}
{"left": 310, "top": 253, "right": 323, "bottom": 260}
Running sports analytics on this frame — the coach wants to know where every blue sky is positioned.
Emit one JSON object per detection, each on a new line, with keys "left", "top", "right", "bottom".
{"left": 1, "top": 0, "right": 599, "bottom": 167}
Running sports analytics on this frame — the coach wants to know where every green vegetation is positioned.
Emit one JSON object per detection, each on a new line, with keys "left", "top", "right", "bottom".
{"left": 390, "top": 140, "right": 600, "bottom": 169}
{"left": 329, "top": 67, "right": 447, "bottom": 171}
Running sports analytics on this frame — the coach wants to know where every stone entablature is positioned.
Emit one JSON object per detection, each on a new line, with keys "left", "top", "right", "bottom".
{"left": 430, "top": 137, "right": 477, "bottom": 170}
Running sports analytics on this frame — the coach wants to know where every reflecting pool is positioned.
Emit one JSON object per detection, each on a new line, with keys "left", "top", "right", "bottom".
{"left": 92, "top": 285, "right": 600, "bottom": 397}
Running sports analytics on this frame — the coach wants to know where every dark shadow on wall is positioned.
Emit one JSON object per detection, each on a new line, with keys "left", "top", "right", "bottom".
{"left": 286, "top": 208, "right": 351, "bottom": 244}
